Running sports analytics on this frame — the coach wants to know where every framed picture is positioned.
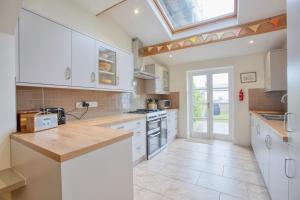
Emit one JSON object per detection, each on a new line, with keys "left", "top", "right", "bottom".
{"left": 240, "top": 72, "right": 257, "bottom": 83}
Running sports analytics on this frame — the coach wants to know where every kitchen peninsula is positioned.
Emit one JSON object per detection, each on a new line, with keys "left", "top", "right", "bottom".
{"left": 10, "top": 114, "right": 145, "bottom": 200}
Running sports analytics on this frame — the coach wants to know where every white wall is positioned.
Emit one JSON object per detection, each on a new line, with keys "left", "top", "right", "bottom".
{"left": 169, "top": 53, "right": 265, "bottom": 146}
{"left": 22, "top": 0, "right": 132, "bottom": 51}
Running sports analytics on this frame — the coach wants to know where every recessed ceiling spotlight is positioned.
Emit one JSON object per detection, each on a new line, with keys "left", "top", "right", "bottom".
{"left": 169, "top": 54, "right": 173, "bottom": 58}
{"left": 134, "top": 8, "right": 139, "bottom": 15}
{"left": 249, "top": 40, "right": 255, "bottom": 44}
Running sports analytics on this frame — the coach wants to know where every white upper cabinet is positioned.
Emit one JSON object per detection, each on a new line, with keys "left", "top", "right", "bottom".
{"left": 19, "top": 10, "right": 72, "bottom": 86}
{"left": 117, "top": 50, "right": 134, "bottom": 92}
{"left": 71, "top": 31, "right": 97, "bottom": 88}
{"left": 265, "top": 49, "right": 287, "bottom": 91}
{"left": 145, "top": 64, "right": 169, "bottom": 94}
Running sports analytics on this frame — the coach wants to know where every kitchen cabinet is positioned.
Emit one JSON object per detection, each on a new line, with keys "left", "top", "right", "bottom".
{"left": 250, "top": 113, "right": 289, "bottom": 200}
{"left": 19, "top": 9, "right": 71, "bottom": 86}
{"left": 110, "top": 119, "right": 146, "bottom": 165}
{"left": 18, "top": 9, "right": 134, "bottom": 92}
{"left": 167, "top": 110, "right": 178, "bottom": 143}
{"left": 265, "top": 49, "right": 287, "bottom": 91}
{"left": 71, "top": 31, "right": 97, "bottom": 88}
{"left": 117, "top": 49, "right": 134, "bottom": 92}
{"left": 145, "top": 64, "right": 169, "bottom": 94}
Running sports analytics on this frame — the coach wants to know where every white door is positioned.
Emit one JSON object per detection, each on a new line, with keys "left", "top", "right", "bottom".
{"left": 287, "top": 1, "right": 300, "bottom": 200}
{"left": 71, "top": 31, "right": 97, "bottom": 88}
{"left": 117, "top": 50, "right": 134, "bottom": 92}
{"left": 188, "top": 67, "right": 233, "bottom": 140}
{"left": 19, "top": 9, "right": 71, "bottom": 86}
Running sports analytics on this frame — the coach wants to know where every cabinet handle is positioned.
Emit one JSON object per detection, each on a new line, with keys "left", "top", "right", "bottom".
{"left": 117, "top": 126, "right": 125, "bottom": 130}
{"left": 265, "top": 135, "right": 272, "bottom": 149}
{"left": 116, "top": 76, "right": 120, "bottom": 85}
{"left": 91, "top": 72, "right": 96, "bottom": 83}
{"left": 256, "top": 124, "right": 260, "bottom": 135}
{"left": 285, "top": 158, "right": 295, "bottom": 178}
{"left": 65, "top": 67, "right": 71, "bottom": 80}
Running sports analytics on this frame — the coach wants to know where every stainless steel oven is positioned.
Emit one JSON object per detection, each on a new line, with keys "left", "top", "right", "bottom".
{"left": 147, "top": 116, "right": 161, "bottom": 159}
{"left": 160, "top": 114, "right": 168, "bottom": 149}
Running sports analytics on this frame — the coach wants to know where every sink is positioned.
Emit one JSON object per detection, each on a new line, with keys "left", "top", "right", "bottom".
{"left": 260, "top": 113, "right": 285, "bottom": 121}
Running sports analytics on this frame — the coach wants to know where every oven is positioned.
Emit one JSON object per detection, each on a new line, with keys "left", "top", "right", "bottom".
{"left": 160, "top": 114, "right": 168, "bottom": 149}
{"left": 147, "top": 117, "right": 161, "bottom": 159}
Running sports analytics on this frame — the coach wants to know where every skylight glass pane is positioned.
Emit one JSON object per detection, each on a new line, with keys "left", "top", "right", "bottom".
{"left": 157, "top": 0, "right": 236, "bottom": 30}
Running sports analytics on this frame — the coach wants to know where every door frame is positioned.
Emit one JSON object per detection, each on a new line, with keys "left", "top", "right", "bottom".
{"left": 187, "top": 66, "right": 234, "bottom": 141}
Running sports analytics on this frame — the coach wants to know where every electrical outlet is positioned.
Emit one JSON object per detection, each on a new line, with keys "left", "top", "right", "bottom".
{"left": 76, "top": 101, "right": 98, "bottom": 109}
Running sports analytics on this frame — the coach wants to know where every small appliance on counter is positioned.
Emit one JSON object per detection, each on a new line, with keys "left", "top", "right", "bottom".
{"left": 146, "top": 99, "right": 158, "bottom": 110}
{"left": 158, "top": 100, "right": 171, "bottom": 109}
{"left": 40, "top": 107, "right": 66, "bottom": 125}
{"left": 17, "top": 110, "right": 58, "bottom": 133}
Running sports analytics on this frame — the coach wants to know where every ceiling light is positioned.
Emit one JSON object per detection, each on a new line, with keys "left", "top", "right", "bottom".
{"left": 134, "top": 9, "right": 139, "bottom": 15}
{"left": 249, "top": 40, "right": 255, "bottom": 44}
{"left": 169, "top": 54, "right": 173, "bottom": 58}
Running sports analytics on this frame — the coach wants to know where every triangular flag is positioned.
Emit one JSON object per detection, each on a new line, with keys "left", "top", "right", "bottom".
{"left": 270, "top": 18, "right": 280, "bottom": 27}
{"left": 166, "top": 44, "right": 172, "bottom": 50}
{"left": 216, "top": 32, "right": 224, "bottom": 39}
{"left": 157, "top": 46, "right": 163, "bottom": 52}
{"left": 190, "top": 36, "right": 198, "bottom": 43}
{"left": 202, "top": 34, "right": 209, "bottom": 41}
{"left": 249, "top": 24, "right": 260, "bottom": 32}
{"left": 232, "top": 28, "right": 242, "bottom": 37}
{"left": 178, "top": 41, "right": 184, "bottom": 47}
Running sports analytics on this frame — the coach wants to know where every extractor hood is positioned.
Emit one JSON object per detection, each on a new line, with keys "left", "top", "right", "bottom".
{"left": 132, "top": 38, "right": 156, "bottom": 80}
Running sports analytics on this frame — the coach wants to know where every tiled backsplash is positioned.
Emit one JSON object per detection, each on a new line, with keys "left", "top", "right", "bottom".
{"left": 16, "top": 79, "right": 178, "bottom": 120}
{"left": 248, "top": 88, "right": 287, "bottom": 112}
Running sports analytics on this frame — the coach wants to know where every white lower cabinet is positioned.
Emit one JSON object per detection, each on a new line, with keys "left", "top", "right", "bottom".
{"left": 110, "top": 119, "right": 146, "bottom": 165}
{"left": 251, "top": 114, "right": 289, "bottom": 200}
{"left": 167, "top": 110, "right": 178, "bottom": 143}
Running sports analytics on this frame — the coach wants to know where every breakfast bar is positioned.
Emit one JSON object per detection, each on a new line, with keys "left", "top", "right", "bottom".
{"left": 10, "top": 114, "right": 145, "bottom": 200}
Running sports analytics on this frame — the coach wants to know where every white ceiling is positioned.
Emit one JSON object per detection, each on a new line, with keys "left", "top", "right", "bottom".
{"left": 106, "top": 0, "right": 286, "bottom": 45}
{"left": 72, "top": 0, "right": 124, "bottom": 15}
{"left": 151, "top": 30, "right": 286, "bottom": 66}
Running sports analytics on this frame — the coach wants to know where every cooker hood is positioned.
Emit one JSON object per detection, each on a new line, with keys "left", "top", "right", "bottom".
{"left": 132, "top": 38, "right": 156, "bottom": 80}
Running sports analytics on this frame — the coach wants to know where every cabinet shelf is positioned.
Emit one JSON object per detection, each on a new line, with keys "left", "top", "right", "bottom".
{"left": 98, "top": 57, "right": 115, "bottom": 63}
{"left": 99, "top": 70, "right": 115, "bottom": 75}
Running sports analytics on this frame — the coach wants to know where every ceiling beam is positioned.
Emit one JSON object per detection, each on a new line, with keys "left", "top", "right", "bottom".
{"left": 96, "top": 0, "right": 127, "bottom": 16}
{"left": 143, "top": 14, "right": 287, "bottom": 57}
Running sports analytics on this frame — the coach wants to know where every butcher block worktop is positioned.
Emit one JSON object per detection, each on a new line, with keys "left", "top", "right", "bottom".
{"left": 250, "top": 111, "right": 288, "bottom": 142}
{"left": 11, "top": 114, "right": 145, "bottom": 162}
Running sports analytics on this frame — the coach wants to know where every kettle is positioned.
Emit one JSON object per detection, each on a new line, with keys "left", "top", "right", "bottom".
{"left": 147, "top": 99, "right": 157, "bottom": 110}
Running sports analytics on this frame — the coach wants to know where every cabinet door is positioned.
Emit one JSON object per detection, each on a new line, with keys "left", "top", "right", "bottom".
{"left": 97, "top": 41, "right": 118, "bottom": 90}
{"left": 117, "top": 50, "right": 134, "bottom": 92}
{"left": 269, "top": 133, "right": 289, "bottom": 200}
{"left": 71, "top": 31, "right": 96, "bottom": 88}
{"left": 19, "top": 10, "right": 71, "bottom": 86}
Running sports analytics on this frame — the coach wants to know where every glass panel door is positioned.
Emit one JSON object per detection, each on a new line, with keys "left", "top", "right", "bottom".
{"left": 212, "top": 73, "right": 230, "bottom": 137}
{"left": 188, "top": 68, "right": 232, "bottom": 140}
{"left": 191, "top": 74, "right": 209, "bottom": 138}
{"left": 98, "top": 46, "right": 117, "bottom": 86}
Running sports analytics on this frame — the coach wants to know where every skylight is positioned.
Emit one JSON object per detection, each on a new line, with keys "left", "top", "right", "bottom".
{"left": 154, "top": 0, "right": 237, "bottom": 33}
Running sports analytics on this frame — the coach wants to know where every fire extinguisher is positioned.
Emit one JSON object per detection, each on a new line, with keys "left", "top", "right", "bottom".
{"left": 239, "top": 89, "right": 244, "bottom": 101}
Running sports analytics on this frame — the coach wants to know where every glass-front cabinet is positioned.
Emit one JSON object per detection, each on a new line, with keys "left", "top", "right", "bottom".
{"left": 98, "top": 45, "right": 117, "bottom": 86}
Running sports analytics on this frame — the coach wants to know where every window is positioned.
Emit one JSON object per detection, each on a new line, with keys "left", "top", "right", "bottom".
{"left": 153, "top": 0, "right": 237, "bottom": 33}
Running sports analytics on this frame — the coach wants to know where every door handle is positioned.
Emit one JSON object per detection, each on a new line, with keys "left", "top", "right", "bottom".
{"left": 285, "top": 158, "right": 296, "bottom": 178}
{"left": 65, "top": 67, "right": 71, "bottom": 80}
{"left": 91, "top": 72, "right": 96, "bottom": 83}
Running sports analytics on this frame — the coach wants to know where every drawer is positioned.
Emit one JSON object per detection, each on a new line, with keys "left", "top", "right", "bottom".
{"left": 132, "top": 143, "right": 146, "bottom": 161}
{"left": 133, "top": 133, "right": 146, "bottom": 147}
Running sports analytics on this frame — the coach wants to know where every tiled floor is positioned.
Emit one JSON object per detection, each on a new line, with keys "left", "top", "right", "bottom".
{"left": 133, "top": 139, "right": 270, "bottom": 200}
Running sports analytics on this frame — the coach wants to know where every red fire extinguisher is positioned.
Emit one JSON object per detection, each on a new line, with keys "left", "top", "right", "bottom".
{"left": 239, "top": 89, "right": 244, "bottom": 101}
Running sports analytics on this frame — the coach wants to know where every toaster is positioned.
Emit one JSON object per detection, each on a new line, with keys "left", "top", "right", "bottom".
{"left": 40, "top": 107, "right": 66, "bottom": 125}
{"left": 17, "top": 111, "right": 58, "bottom": 133}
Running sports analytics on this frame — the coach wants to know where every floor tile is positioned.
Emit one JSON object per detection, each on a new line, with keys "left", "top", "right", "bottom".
{"left": 247, "top": 184, "right": 270, "bottom": 200}
{"left": 223, "top": 166, "right": 265, "bottom": 186}
{"left": 220, "top": 193, "right": 244, "bottom": 200}
{"left": 196, "top": 172, "right": 248, "bottom": 198}
{"left": 134, "top": 185, "right": 169, "bottom": 200}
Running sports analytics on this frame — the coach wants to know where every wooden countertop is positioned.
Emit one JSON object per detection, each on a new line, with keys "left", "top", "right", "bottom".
{"left": 250, "top": 111, "right": 288, "bottom": 142}
{"left": 11, "top": 114, "right": 145, "bottom": 162}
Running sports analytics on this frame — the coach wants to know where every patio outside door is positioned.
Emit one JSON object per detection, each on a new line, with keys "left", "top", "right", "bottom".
{"left": 188, "top": 67, "right": 233, "bottom": 140}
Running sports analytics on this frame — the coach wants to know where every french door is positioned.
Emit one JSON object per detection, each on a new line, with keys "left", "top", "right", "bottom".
{"left": 188, "top": 67, "right": 233, "bottom": 140}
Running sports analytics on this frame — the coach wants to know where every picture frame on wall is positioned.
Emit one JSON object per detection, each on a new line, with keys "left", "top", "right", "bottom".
{"left": 240, "top": 72, "right": 257, "bottom": 83}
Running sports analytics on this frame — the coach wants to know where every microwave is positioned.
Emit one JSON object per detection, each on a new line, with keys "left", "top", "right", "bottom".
{"left": 157, "top": 100, "right": 171, "bottom": 109}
